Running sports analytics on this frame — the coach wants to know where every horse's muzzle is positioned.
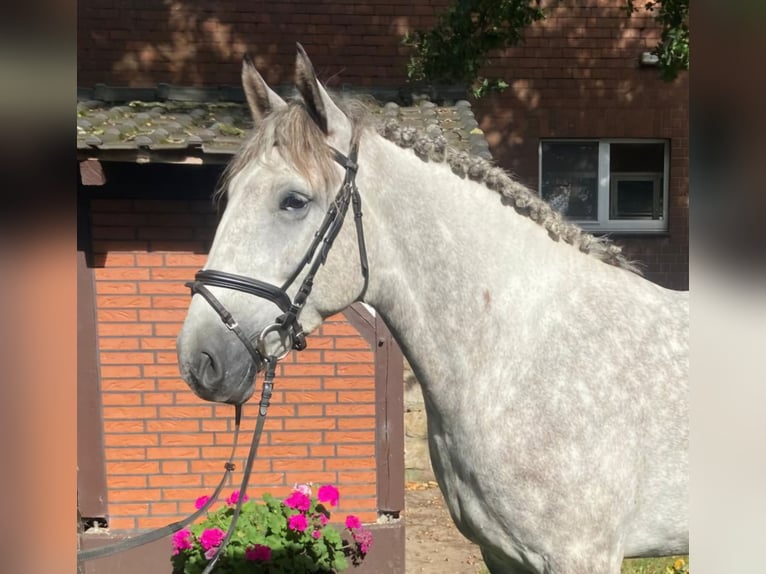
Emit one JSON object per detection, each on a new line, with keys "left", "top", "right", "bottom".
{"left": 181, "top": 353, "right": 257, "bottom": 405}
{"left": 177, "top": 315, "right": 260, "bottom": 405}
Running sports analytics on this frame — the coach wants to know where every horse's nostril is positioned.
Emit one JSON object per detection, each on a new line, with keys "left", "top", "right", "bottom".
{"left": 199, "top": 352, "right": 224, "bottom": 387}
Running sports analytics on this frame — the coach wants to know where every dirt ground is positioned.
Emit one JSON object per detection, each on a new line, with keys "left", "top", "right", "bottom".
{"left": 403, "top": 484, "right": 689, "bottom": 574}
{"left": 404, "top": 481, "right": 486, "bottom": 573}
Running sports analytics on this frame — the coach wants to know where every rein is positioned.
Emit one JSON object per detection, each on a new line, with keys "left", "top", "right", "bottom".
{"left": 77, "top": 142, "right": 368, "bottom": 572}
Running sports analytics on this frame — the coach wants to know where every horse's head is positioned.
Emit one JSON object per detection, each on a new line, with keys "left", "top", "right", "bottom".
{"left": 177, "top": 45, "right": 368, "bottom": 404}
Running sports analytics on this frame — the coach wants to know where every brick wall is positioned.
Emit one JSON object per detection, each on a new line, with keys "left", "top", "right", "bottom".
{"left": 77, "top": 0, "right": 450, "bottom": 88}
{"left": 471, "top": 1, "right": 689, "bottom": 289}
{"left": 89, "top": 195, "right": 378, "bottom": 531}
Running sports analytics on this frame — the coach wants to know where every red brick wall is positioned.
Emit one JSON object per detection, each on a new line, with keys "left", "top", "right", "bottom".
{"left": 89, "top": 197, "right": 378, "bottom": 531}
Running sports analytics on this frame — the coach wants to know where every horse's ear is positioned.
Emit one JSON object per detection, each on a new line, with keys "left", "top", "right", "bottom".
{"left": 294, "top": 43, "right": 351, "bottom": 139}
{"left": 242, "top": 54, "right": 286, "bottom": 123}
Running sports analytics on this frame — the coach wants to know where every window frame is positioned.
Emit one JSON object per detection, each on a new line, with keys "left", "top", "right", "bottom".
{"left": 538, "top": 138, "right": 670, "bottom": 233}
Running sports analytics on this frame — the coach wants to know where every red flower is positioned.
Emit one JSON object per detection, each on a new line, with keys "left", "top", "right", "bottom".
{"left": 225, "top": 490, "right": 248, "bottom": 506}
{"left": 171, "top": 529, "right": 192, "bottom": 555}
{"left": 345, "top": 515, "right": 362, "bottom": 530}
{"left": 245, "top": 544, "right": 272, "bottom": 561}
{"left": 288, "top": 513, "right": 309, "bottom": 532}
{"left": 353, "top": 528, "right": 374, "bottom": 555}
{"left": 199, "top": 528, "right": 225, "bottom": 551}
{"left": 284, "top": 491, "right": 311, "bottom": 512}
{"left": 317, "top": 484, "right": 340, "bottom": 507}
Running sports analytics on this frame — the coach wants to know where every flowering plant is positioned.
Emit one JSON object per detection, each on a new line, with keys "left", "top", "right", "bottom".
{"left": 665, "top": 558, "right": 689, "bottom": 574}
{"left": 171, "top": 484, "right": 373, "bottom": 574}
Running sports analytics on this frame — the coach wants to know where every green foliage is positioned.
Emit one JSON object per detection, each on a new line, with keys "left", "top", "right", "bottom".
{"left": 621, "top": 555, "right": 690, "bottom": 574}
{"left": 403, "top": 0, "right": 545, "bottom": 97}
{"left": 625, "top": 0, "right": 689, "bottom": 80}
{"left": 171, "top": 487, "right": 371, "bottom": 574}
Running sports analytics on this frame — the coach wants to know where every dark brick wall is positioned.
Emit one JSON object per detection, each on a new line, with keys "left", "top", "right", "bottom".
{"left": 77, "top": 0, "right": 450, "bottom": 87}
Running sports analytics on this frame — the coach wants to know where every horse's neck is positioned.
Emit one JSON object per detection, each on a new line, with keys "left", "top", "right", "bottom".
{"left": 358, "top": 134, "right": 580, "bottom": 403}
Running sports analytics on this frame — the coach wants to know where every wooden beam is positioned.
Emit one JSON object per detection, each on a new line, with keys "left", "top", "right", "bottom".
{"left": 77, "top": 149, "right": 232, "bottom": 166}
{"left": 375, "top": 314, "right": 405, "bottom": 516}
{"left": 79, "top": 159, "right": 106, "bottom": 186}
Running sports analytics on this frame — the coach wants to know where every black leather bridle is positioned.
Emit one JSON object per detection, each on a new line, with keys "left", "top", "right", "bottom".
{"left": 78, "top": 142, "right": 369, "bottom": 572}
{"left": 186, "top": 141, "right": 369, "bottom": 379}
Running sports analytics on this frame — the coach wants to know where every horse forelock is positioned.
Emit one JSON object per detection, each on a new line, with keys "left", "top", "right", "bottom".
{"left": 216, "top": 102, "right": 340, "bottom": 205}
{"left": 377, "top": 117, "right": 642, "bottom": 275}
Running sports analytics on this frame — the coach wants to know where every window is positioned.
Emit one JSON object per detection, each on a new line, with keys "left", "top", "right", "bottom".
{"left": 540, "top": 140, "right": 669, "bottom": 232}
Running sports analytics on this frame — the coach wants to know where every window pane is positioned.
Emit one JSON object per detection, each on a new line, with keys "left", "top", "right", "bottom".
{"left": 609, "top": 142, "right": 665, "bottom": 220}
{"left": 611, "top": 178, "right": 660, "bottom": 219}
{"left": 540, "top": 142, "right": 598, "bottom": 221}
{"left": 610, "top": 143, "right": 664, "bottom": 172}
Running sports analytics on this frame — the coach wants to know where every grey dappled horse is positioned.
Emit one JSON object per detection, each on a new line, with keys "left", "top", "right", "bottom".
{"left": 177, "top": 46, "right": 688, "bottom": 574}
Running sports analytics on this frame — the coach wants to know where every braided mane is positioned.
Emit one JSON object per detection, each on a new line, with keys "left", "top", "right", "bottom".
{"left": 220, "top": 96, "right": 639, "bottom": 274}
{"left": 376, "top": 117, "right": 641, "bottom": 274}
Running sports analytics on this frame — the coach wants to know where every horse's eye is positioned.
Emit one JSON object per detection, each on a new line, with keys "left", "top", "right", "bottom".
{"left": 279, "top": 193, "right": 309, "bottom": 212}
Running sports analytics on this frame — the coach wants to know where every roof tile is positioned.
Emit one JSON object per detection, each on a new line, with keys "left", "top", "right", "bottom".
{"left": 76, "top": 85, "right": 491, "bottom": 163}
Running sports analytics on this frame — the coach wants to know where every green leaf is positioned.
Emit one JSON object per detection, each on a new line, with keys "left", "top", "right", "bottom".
{"left": 332, "top": 553, "right": 349, "bottom": 572}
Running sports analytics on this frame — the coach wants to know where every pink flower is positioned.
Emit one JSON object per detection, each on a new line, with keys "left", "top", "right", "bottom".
{"left": 204, "top": 547, "right": 218, "bottom": 560}
{"left": 245, "top": 544, "right": 272, "bottom": 561}
{"left": 317, "top": 484, "right": 339, "bottom": 507}
{"left": 284, "top": 491, "right": 311, "bottom": 512}
{"left": 345, "top": 515, "right": 362, "bottom": 530}
{"left": 312, "top": 529, "right": 322, "bottom": 540}
{"left": 353, "top": 528, "right": 373, "bottom": 555}
{"left": 171, "top": 528, "right": 193, "bottom": 555}
{"left": 225, "top": 490, "right": 248, "bottom": 506}
{"left": 194, "top": 495, "right": 210, "bottom": 510}
{"left": 288, "top": 513, "right": 309, "bottom": 532}
{"left": 294, "top": 483, "right": 312, "bottom": 497}
{"left": 318, "top": 513, "right": 329, "bottom": 526}
{"left": 199, "top": 528, "right": 225, "bottom": 551}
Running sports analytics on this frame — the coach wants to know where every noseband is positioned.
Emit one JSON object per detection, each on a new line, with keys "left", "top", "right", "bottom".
{"left": 186, "top": 141, "right": 369, "bottom": 380}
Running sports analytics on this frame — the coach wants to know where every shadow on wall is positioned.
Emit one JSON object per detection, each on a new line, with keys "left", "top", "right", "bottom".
{"left": 78, "top": 0, "right": 448, "bottom": 87}
{"left": 80, "top": 162, "right": 225, "bottom": 264}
